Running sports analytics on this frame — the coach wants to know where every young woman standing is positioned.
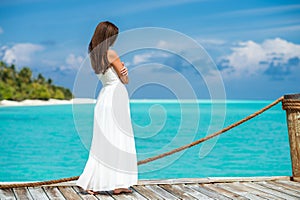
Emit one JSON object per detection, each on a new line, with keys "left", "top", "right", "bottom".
{"left": 76, "top": 21, "right": 138, "bottom": 195}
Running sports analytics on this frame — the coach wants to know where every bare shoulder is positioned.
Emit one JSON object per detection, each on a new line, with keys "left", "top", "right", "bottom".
{"left": 107, "top": 49, "right": 119, "bottom": 62}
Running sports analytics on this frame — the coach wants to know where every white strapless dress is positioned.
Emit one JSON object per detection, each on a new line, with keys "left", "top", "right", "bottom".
{"left": 76, "top": 67, "right": 138, "bottom": 191}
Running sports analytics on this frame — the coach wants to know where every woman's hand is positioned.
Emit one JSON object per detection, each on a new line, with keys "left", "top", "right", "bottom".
{"left": 120, "top": 62, "right": 128, "bottom": 76}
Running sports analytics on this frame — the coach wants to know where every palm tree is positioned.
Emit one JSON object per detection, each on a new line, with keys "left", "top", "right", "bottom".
{"left": 19, "top": 67, "right": 32, "bottom": 84}
{"left": 47, "top": 78, "right": 52, "bottom": 85}
{"left": 37, "top": 73, "right": 45, "bottom": 84}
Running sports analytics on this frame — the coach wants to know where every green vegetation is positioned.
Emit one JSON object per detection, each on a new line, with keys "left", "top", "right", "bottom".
{"left": 0, "top": 61, "right": 73, "bottom": 101}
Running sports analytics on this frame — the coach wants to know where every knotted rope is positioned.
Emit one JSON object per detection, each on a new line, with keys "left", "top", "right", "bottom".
{"left": 0, "top": 96, "right": 283, "bottom": 188}
{"left": 282, "top": 99, "right": 300, "bottom": 110}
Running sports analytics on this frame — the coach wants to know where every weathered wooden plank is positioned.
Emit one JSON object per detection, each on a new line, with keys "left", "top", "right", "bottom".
{"left": 243, "top": 182, "right": 299, "bottom": 200}
{"left": 145, "top": 184, "right": 180, "bottom": 199}
{"left": 206, "top": 176, "right": 290, "bottom": 183}
{"left": 277, "top": 180, "right": 300, "bottom": 188}
{"left": 257, "top": 181, "right": 300, "bottom": 198}
{"left": 94, "top": 191, "right": 115, "bottom": 200}
{"left": 175, "top": 184, "right": 213, "bottom": 200}
{"left": 158, "top": 184, "right": 197, "bottom": 200}
{"left": 71, "top": 186, "right": 98, "bottom": 200}
{"left": 186, "top": 183, "right": 231, "bottom": 200}
{"left": 136, "top": 176, "right": 289, "bottom": 185}
{"left": 126, "top": 188, "right": 148, "bottom": 200}
{"left": 132, "top": 185, "right": 164, "bottom": 200}
{"left": 214, "top": 182, "right": 265, "bottom": 200}
{"left": 58, "top": 186, "right": 81, "bottom": 200}
{"left": 28, "top": 187, "right": 49, "bottom": 200}
{"left": 234, "top": 182, "right": 282, "bottom": 200}
{"left": 274, "top": 180, "right": 300, "bottom": 192}
{"left": 110, "top": 187, "right": 147, "bottom": 200}
{"left": 73, "top": 186, "right": 113, "bottom": 200}
{"left": 13, "top": 187, "right": 33, "bottom": 200}
{"left": 203, "top": 183, "right": 248, "bottom": 200}
{"left": 43, "top": 181, "right": 77, "bottom": 187}
{"left": 138, "top": 178, "right": 211, "bottom": 185}
{"left": 43, "top": 186, "right": 65, "bottom": 200}
{"left": 232, "top": 182, "right": 283, "bottom": 200}
{"left": 0, "top": 188, "right": 16, "bottom": 200}
{"left": 109, "top": 191, "right": 136, "bottom": 200}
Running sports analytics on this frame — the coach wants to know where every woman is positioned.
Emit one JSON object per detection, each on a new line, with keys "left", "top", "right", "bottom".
{"left": 76, "top": 21, "right": 138, "bottom": 195}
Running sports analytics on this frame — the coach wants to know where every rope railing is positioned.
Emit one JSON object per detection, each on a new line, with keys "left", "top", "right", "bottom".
{"left": 137, "top": 96, "right": 283, "bottom": 165}
{"left": 0, "top": 96, "right": 284, "bottom": 189}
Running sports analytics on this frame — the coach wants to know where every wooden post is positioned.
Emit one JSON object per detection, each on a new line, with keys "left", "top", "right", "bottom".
{"left": 282, "top": 93, "right": 300, "bottom": 182}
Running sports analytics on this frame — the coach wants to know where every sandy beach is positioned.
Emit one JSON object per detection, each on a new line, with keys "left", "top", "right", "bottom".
{"left": 0, "top": 98, "right": 97, "bottom": 107}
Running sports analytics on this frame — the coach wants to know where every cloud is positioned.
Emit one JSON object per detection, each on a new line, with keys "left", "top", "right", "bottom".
{"left": 130, "top": 50, "right": 198, "bottom": 75}
{"left": 156, "top": 40, "right": 195, "bottom": 53}
{"left": 60, "top": 53, "right": 84, "bottom": 70}
{"left": 132, "top": 51, "right": 170, "bottom": 65}
{"left": 1, "top": 43, "right": 44, "bottom": 66}
{"left": 133, "top": 53, "right": 153, "bottom": 65}
{"left": 0, "top": 26, "right": 3, "bottom": 34}
{"left": 219, "top": 38, "right": 300, "bottom": 79}
{"left": 264, "top": 57, "right": 300, "bottom": 80}
{"left": 156, "top": 39, "right": 221, "bottom": 76}
{"left": 127, "top": 39, "right": 223, "bottom": 82}
{"left": 197, "top": 38, "right": 226, "bottom": 46}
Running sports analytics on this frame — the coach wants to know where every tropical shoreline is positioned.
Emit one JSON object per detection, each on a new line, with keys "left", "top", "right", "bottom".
{"left": 0, "top": 98, "right": 274, "bottom": 107}
{"left": 0, "top": 98, "right": 97, "bottom": 107}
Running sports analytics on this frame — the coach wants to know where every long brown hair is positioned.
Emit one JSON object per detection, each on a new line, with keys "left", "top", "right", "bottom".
{"left": 89, "top": 21, "right": 119, "bottom": 74}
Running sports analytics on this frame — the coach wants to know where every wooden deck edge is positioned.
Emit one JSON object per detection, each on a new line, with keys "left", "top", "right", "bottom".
{"left": 0, "top": 176, "right": 291, "bottom": 187}
{"left": 136, "top": 176, "right": 291, "bottom": 185}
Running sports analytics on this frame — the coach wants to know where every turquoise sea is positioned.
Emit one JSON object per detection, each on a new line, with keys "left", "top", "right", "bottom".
{"left": 0, "top": 100, "right": 291, "bottom": 182}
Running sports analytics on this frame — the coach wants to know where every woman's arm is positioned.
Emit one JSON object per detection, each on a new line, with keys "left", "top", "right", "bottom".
{"left": 107, "top": 50, "right": 129, "bottom": 84}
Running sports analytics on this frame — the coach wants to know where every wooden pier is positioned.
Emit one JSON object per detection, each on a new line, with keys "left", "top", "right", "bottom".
{"left": 1, "top": 176, "right": 300, "bottom": 200}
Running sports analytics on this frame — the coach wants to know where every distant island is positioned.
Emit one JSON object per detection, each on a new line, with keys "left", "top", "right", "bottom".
{"left": 0, "top": 61, "right": 73, "bottom": 101}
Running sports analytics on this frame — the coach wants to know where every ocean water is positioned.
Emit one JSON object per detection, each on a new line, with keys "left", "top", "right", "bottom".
{"left": 0, "top": 100, "right": 291, "bottom": 182}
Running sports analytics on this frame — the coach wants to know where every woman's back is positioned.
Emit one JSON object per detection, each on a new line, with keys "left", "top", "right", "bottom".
{"left": 96, "top": 67, "right": 120, "bottom": 86}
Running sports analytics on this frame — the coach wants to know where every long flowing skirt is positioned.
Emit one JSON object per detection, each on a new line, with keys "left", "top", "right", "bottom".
{"left": 76, "top": 82, "right": 138, "bottom": 191}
